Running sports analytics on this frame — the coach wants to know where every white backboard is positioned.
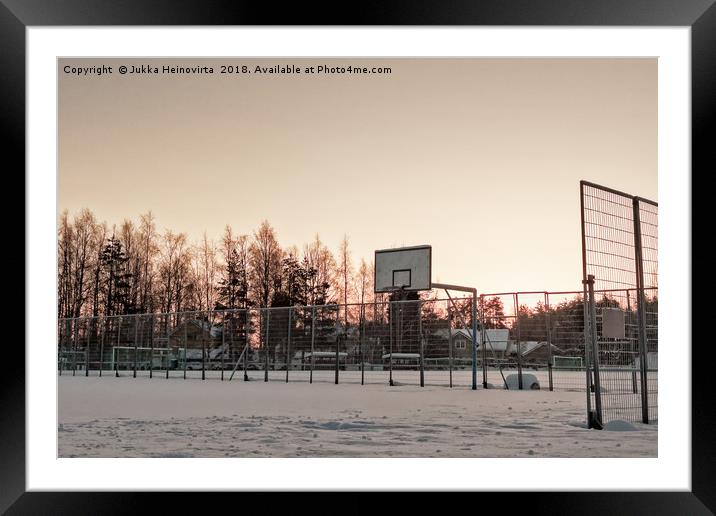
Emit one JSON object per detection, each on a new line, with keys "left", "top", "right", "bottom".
{"left": 374, "top": 245, "right": 431, "bottom": 293}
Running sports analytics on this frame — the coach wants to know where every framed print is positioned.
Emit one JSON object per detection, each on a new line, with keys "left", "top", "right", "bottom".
{"left": 7, "top": 0, "right": 713, "bottom": 512}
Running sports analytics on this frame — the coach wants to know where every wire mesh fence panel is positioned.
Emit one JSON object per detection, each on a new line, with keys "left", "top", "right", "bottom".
{"left": 421, "top": 299, "right": 452, "bottom": 387}
{"left": 545, "top": 292, "right": 589, "bottom": 391}
{"left": 56, "top": 295, "right": 576, "bottom": 388}
{"left": 638, "top": 199, "right": 658, "bottom": 421}
{"left": 56, "top": 286, "right": 655, "bottom": 416}
{"left": 479, "top": 294, "right": 519, "bottom": 390}
{"left": 361, "top": 302, "right": 392, "bottom": 385}
{"left": 513, "top": 292, "right": 551, "bottom": 390}
{"left": 581, "top": 181, "right": 658, "bottom": 425}
{"left": 330, "top": 303, "right": 358, "bottom": 384}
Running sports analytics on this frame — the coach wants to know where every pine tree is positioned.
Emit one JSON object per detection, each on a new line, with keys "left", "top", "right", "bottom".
{"left": 101, "top": 235, "right": 133, "bottom": 316}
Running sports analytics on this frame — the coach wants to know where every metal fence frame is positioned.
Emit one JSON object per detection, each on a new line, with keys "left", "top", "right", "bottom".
{"left": 580, "top": 180, "right": 658, "bottom": 427}
{"left": 58, "top": 286, "right": 654, "bottom": 398}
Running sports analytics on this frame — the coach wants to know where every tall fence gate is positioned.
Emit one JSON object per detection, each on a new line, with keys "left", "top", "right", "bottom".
{"left": 580, "top": 180, "right": 658, "bottom": 427}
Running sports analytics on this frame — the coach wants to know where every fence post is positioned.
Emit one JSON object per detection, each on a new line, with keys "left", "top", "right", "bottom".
{"left": 133, "top": 315, "right": 139, "bottom": 378}
{"left": 286, "top": 307, "right": 292, "bottom": 383}
{"left": 149, "top": 314, "right": 154, "bottom": 379}
{"left": 264, "top": 309, "right": 270, "bottom": 382}
{"left": 85, "top": 318, "right": 91, "bottom": 376}
{"left": 514, "top": 293, "right": 523, "bottom": 390}
{"left": 585, "top": 275, "right": 603, "bottom": 428}
{"left": 202, "top": 311, "right": 207, "bottom": 381}
{"left": 471, "top": 291, "right": 478, "bottom": 390}
{"left": 166, "top": 314, "right": 171, "bottom": 379}
{"left": 183, "top": 316, "right": 188, "bottom": 380}
{"left": 360, "top": 304, "right": 365, "bottom": 386}
{"left": 244, "top": 310, "right": 250, "bottom": 382}
{"left": 335, "top": 306, "right": 340, "bottom": 385}
{"left": 221, "top": 313, "right": 226, "bottom": 381}
{"left": 419, "top": 300, "right": 424, "bottom": 388}
{"left": 115, "top": 316, "right": 121, "bottom": 377}
{"left": 310, "top": 306, "right": 315, "bottom": 384}
{"left": 480, "top": 295, "right": 488, "bottom": 389}
{"left": 389, "top": 301, "right": 394, "bottom": 387}
{"left": 448, "top": 310, "right": 453, "bottom": 389}
{"left": 633, "top": 200, "right": 650, "bottom": 424}
{"left": 545, "top": 292, "right": 554, "bottom": 392}
{"left": 99, "top": 317, "right": 105, "bottom": 377}
{"left": 71, "top": 317, "right": 78, "bottom": 376}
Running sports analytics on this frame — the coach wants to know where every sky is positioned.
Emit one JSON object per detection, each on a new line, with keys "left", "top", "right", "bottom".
{"left": 58, "top": 57, "right": 656, "bottom": 294}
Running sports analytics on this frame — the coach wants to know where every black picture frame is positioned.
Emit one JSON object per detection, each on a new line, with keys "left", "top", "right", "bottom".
{"left": 6, "top": 0, "right": 711, "bottom": 512}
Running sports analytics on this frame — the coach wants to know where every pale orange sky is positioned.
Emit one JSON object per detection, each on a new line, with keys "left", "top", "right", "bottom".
{"left": 58, "top": 58, "right": 656, "bottom": 294}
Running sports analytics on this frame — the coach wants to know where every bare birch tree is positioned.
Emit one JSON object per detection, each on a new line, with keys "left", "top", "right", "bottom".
{"left": 248, "top": 220, "right": 282, "bottom": 308}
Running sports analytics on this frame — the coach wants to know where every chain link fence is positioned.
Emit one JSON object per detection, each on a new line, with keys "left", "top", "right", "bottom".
{"left": 58, "top": 287, "right": 652, "bottom": 396}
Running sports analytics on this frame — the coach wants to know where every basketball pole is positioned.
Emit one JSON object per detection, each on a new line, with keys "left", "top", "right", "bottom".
{"left": 432, "top": 283, "right": 479, "bottom": 390}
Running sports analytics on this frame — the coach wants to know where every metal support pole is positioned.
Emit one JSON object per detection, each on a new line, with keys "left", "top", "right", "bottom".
{"left": 419, "top": 300, "right": 424, "bottom": 387}
{"left": 514, "top": 293, "right": 522, "bottom": 390}
{"left": 133, "top": 315, "right": 139, "bottom": 379}
{"left": 244, "top": 310, "right": 249, "bottom": 382}
{"left": 99, "top": 317, "right": 105, "bottom": 377}
{"left": 545, "top": 293, "right": 554, "bottom": 392}
{"left": 471, "top": 291, "right": 478, "bottom": 390}
{"left": 335, "top": 306, "right": 340, "bottom": 385}
{"left": 286, "top": 308, "right": 292, "bottom": 383}
{"left": 183, "top": 318, "right": 187, "bottom": 380}
{"left": 221, "top": 313, "right": 226, "bottom": 381}
{"left": 432, "top": 283, "right": 479, "bottom": 390}
{"left": 480, "top": 295, "right": 488, "bottom": 388}
{"left": 85, "top": 318, "right": 91, "bottom": 376}
{"left": 202, "top": 311, "right": 207, "bottom": 381}
{"left": 310, "top": 307, "right": 315, "bottom": 384}
{"left": 335, "top": 335, "right": 340, "bottom": 385}
{"left": 149, "top": 314, "right": 154, "bottom": 379}
{"left": 633, "top": 200, "right": 650, "bottom": 424}
{"left": 389, "top": 301, "right": 394, "bottom": 386}
{"left": 586, "top": 275, "right": 603, "bottom": 428}
{"left": 166, "top": 315, "right": 171, "bottom": 379}
{"left": 71, "top": 317, "right": 78, "bottom": 376}
{"left": 264, "top": 309, "right": 270, "bottom": 382}
{"left": 115, "top": 316, "right": 121, "bottom": 377}
{"left": 360, "top": 305, "right": 365, "bottom": 386}
{"left": 448, "top": 310, "right": 453, "bottom": 388}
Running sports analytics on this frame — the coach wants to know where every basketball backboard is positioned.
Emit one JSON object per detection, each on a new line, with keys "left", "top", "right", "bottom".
{"left": 374, "top": 245, "right": 431, "bottom": 293}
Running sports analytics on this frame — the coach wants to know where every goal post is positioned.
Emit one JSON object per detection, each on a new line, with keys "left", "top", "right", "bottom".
{"left": 553, "top": 356, "right": 585, "bottom": 370}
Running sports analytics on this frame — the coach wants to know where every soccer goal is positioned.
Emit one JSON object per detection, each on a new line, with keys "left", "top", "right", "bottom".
{"left": 553, "top": 356, "right": 585, "bottom": 370}
{"left": 110, "top": 346, "right": 173, "bottom": 371}
{"left": 58, "top": 350, "right": 86, "bottom": 371}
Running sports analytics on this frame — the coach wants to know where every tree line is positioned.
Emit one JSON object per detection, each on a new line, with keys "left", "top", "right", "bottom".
{"left": 58, "top": 209, "right": 376, "bottom": 319}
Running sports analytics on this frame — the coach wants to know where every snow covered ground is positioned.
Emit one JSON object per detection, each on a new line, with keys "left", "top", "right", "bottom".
{"left": 58, "top": 372, "right": 657, "bottom": 458}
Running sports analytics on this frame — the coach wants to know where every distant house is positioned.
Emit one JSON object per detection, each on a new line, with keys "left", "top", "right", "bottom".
{"left": 431, "top": 328, "right": 510, "bottom": 359}
{"left": 167, "top": 319, "right": 226, "bottom": 363}
{"left": 432, "top": 328, "right": 561, "bottom": 362}
{"left": 168, "top": 319, "right": 222, "bottom": 348}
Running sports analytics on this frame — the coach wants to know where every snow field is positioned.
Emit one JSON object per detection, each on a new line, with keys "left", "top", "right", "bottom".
{"left": 58, "top": 374, "right": 657, "bottom": 458}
